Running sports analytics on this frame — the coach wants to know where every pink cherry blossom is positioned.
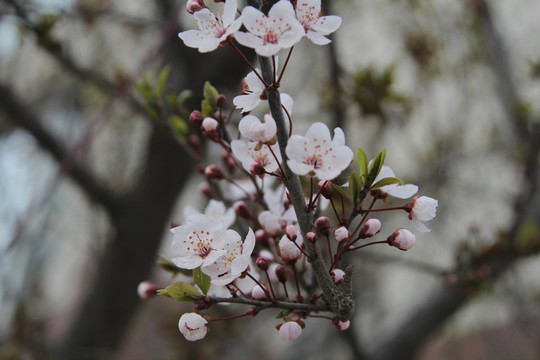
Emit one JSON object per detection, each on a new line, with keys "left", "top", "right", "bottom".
{"left": 230, "top": 140, "right": 282, "bottom": 174}
{"left": 295, "top": 0, "right": 342, "bottom": 45}
{"left": 286, "top": 122, "right": 353, "bottom": 180}
{"left": 235, "top": 1, "right": 304, "bottom": 56}
{"left": 178, "top": 313, "right": 208, "bottom": 341}
{"left": 178, "top": 0, "right": 243, "bottom": 53}
{"left": 279, "top": 321, "right": 302, "bottom": 341}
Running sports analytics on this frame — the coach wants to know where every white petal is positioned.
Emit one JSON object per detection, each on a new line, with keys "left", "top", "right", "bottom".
{"left": 241, "top": 6, "right": 267, "bottom": 37}
{"left": 383, "top": 184, "right": 418, "bottom": 199}
{"left": 412, "top": 220, "right": 431, "bottom": 233}
{"left": 311, "top": 15, "right": 342, "bottom": 35}
{"left": 306, "top": 122, "right": 332, "bottom": 142}
{"left": 307, "top": 31, "right": 331, "bottom": 45}
{"left": 234, "top": 31, "right": 263, "bottom": 50}
{"left": 268, "top": 0, "right": 296, "bottom": 21}
{"left": 171, "top": 255, "right": 203, "bottom": 269}
{"left": 233, "top": 94, "right": 261, "bottom": 112}
{"left": 332, "top": 127, "right": 346, "bottom": 146}
{"left": 222, "top": 0, "right": 238, "bottom": 26}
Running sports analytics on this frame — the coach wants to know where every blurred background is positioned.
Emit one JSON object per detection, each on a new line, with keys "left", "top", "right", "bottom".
{"left": 1, "top": 0, "right": 540, "bottom": 359}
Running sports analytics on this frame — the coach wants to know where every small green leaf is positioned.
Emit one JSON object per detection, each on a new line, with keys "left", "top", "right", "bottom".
{"left": 276, "top": 309, "right": 292, "bottom": 319}
{"left": 144, "top": 103, "right": 160, "bottom": 121}
{"left": 201, "top": 81, "right": 219, "bottom": 117}
{"left": 366, "top": 148, "right": 386, "bottom": 188}
{"left": 357, "top": 147, "right": 368, "bottom": 180}
{"left": 333, "top": 183, "right": 351, "bottom": 202}
{"left": 349, "top": 171, "right": 363, "bottom": 203}
{"left": 193, "top": 267, "right": 211, "bottom": 295}
{"left": 370, "top": 177, "right": 403, "bottom": 190}
{"left": 157, "top": 281, "right": 203, "bottom": 302}
{"left": 156, "top": 65, "right": 171, "bottom": 98}
{"left": 169, "top": 115, "right": 189, "bottom": 139}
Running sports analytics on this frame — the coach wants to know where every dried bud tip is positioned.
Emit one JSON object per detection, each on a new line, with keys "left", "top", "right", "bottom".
{"left": 216, "top": 94, "right": 227, "bottom": 108}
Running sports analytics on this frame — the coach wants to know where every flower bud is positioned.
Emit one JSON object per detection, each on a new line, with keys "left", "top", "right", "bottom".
{"left": 387, "top": 228, "right": 416, "bottom": 251}
{"left": 255, "top": 229, "right": 270, "bottom": 247}
{"left": 202, "top": 117, "right": 219, "bottom": 137}
{"left": 186, "top": 0, "right": 207, "bottom": 14}
{"left": 250, "top": 162, "right": 266, "bottom": 176}
{"left": 318, "top": 180, "right": 334, "bottom": 199}
{"left": 314, "top": 216, "right": 330, "bottom": 236}
{"left": 137, "top": 281, "right": 161, "bottom": 299}
{"left": 234, "top": 201, "right": 252, "bottom": 219}
{"left": 178, "top": 313, "right": 208, "bottom": 341}
{"left": 258, "top": 249, "right": 274, "bottom": 262}
{"left": 189, "top": 110, "right": 204, "bottom": 125}
{"left": 251, "top": 284, "right": 268, "bottom": 300}
{"left": 335, "top": 319, "right": 350, "bottom": 331}
{"left": 333, "top": 226, "right": 350, "bottom": 243}
{"left": 285, "top": 225, "right": 298, "bottom": 242}
{"left": 222, "top": 151, "right": 237, "bottom": 174}
{"left": 306, "top": 231, "right": 317, "bottom": 244}
{"left": 187, "top": 135, "right": 204, "bottom": 157}
{"left": 331, "top": 269, "right": 345, "bottom": 284}
{"left": 278, "top": 235, "right": 302, "bottom": 262}
{"left": 275, "top": 265, "right": 288, "bottom": 283}
{"left": 199, "top": 182, "right": 212, "bottom": 198}
{"left": 360, "top": 218, "right": 382, "bottom": 238}
{"left": 278, "top": 321, "right": 302, "bottom": 342}
{"left": 204, "top": 164, "right": 225, "bottom": 180}
{"left": 256, "top": 257, "right": 269, "bottom": 271}
{"left": 216, "top": 94, "right": 227, "bottom": 108}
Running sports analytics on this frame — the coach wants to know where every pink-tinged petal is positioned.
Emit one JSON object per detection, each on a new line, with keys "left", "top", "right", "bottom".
{"left": 222, "top": 0, "right": 238, "bottom": 26}
{"left": 311, "top": 15, "right": 342, "bottom": 35}
{"left": 307, "top": 31, "right": 331, "bottom": 45}
{"left": 171, "top": 255, "right": 203, "bottom": 269}
{"left": 241, "top": 6, "right": 267, "bottom": 37}
{"left": 234, "top": 31, "right": 264, "bottom": 49}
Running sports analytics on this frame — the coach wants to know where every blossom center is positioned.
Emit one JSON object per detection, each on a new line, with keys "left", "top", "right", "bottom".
{"left": 305, "top": 153, "right": 323, "bottom": 169}
{"left": 263, "top": 30, "right": 279, "bottom": 44}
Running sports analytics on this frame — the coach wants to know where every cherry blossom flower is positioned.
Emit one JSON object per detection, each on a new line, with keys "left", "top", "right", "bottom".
{"left": 184, "top": 199, "right": 236, "bottom": 228}
{"left": 231, "top": 139, "right": 282, "bottom": 174}
{"left": 202, "top": 228, "right": 256, "bottom": 285}
{"left": 258, "top": 210, "right": 284, "bottom": 235}
{"left": 233, "top": 68, "right": 266, "bottom": 112}
{"left": 387, "top": 228, "right": 416, "bottom": 251}
{"left": 406, "top": 196, "right": 438, "bottom": 232}
{"left": 238, "top": 114, "right": 277, "bottom": 143}
{"left": 374, "top": 165, "right": 418, "bottom": 199}
{"left": 295, "top": 0, "right": 342, "bottom": 45}
{"left": 286, "top": 122, "right": 353, "bottom": 180}
{"left": 179, "top": 313, "right": 208, "bottom": 341}
{"left": 171, "top": 213, "right": 227, "bottom": 269}
{"left": 235, "top": 1, "right": 304, "bottom": 56}
{"left": 279, "top": 321, "right": 302, "bottom": 341}
{"left": 178, "top": 0, "right": 243, "bottom": 53}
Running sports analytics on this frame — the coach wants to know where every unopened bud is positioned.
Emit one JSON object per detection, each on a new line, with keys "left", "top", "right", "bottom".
{"left": 137, "top": 281, "right": 161, "bottom": 299}
{"left": 222, "top": 151, "right": 237, "bottom": 173}
{"left": 278, "top": 321, "right": 303, "bottom": 341}
{"left": 333, "top": 317, "right": 350, "bottom": 331}
{"left": 250, "top": 162, "right": 266, "bottom": 176}
{"left": 199, "top": 182, "right": 212, "bottom": 198}
{"left": 306, "top": 231, "right": 317, "bottom": 244}
{"left": 360, "top": 218, "right": 382, "bottom": 238}
{"left": 255, "top": 229, "right": 270, "bottom": 247}
{"left": 275, "top": 265, "right": 288, "bottom": 283}
{"left": 201, "top": 117, "right": 219, "bottom": 138}
{"left": 204, "top": 164, "right": 225, "bottom": 180}
{"left": 234, "top": 201, "right": 252, "bottom": 219}
{"left": 189, "top": 110, "right": 204, "bottom": 125}
{"left": 285, "top": 225, "right": 298, "bottom": 242}
{"left": 258, "top": 249, "right": 274, "bottom": 262}
{"left": 315, "top": 216, "right": 330, "bottom": 236}
{"left": 251, "top": 284, "right": 268, "bottom": 300}
{"left": 256, "top": 257, "right": 269, "bottom": 271}
{"left": 387, "top": 228, "right": 416, "bottom": 251}
{"left": 186, "top": 0, "right": 207, "bottom": 14}
{"left": 187, "top": 135, "right": 204, "bottom": 157}
{"left": 318, "top": 180, "right": 334, "bottom": 199}
{"left": 333, "top": 226, "right": 350, "bottom": 243}
{"left": 216, "top": 94, "right": 227, "bottom": 108}
{"left": 331, "top": 269, "right": 345, "bottom": 284}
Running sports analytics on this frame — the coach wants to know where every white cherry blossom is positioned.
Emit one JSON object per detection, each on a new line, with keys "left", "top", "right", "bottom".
{"left": 184, "top": 199, "right": 236, "bottom": 228}
{"left": 387, "top": 228, "right": 416, "bottom": 251}
{"left": 295, "top": 0, "right": 342, "bottom": 45}
{"left": 171, "top": 213, "right": 227, "bottom": 269}
{"left": 202, "top": 228, "right": 256, "bottom": 285}
{"left": 407, "top": 196, "right": 438, "bottom": 232}
{"left": 178, "top": 0, "right": 243, "bottom": 53}
{"left": 233, "top": 68, "right": 266, "bottom": 112}
{"left": 238, "top": 114, "right": 277, "bottom": 143}
{"left": 231, "top": 139, "right": 282, "bottom": 173}
{"left": 235, "top": 1, "right": 304, "bottom": 56}
{"left": 286, "top": 122, "right": 353, "bottom": 180}
{"left": 374, "top": 165, "right": 418, "bottom": 199}
{"left": 178, "top": 313, "right": 208, "bottom": 341}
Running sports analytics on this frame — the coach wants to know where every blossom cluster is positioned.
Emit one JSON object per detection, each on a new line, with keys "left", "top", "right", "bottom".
{"left": 140, "top": 0, "right": 439, "bottom": 344}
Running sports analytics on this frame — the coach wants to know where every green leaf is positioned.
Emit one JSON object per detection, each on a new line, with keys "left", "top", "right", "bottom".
{"left": 201, "top": 81, "right": 219, "bottom": 117}
{"left": 157, "top": 281, "right": 203, "bottom": 302}
{"left": 144, "top": 103, "right": 160, "bottom": 121}
{"left": 370, "top": 177, "right": 403, "bottom": 190}
{"left": 366, "top": 148, "right": 386, "bottom": 188}
{"left": 349, "top": 171, "right": 363, "bottom": 203}
{"left": 333, "top": 183, "right": 351, "bottom": 202}
{"left": 193, "top": 267, "right": 211, "bottom": 295}
{"left": 357, "top": 147, "right": 368, "bottom": 180}
{"left": 156, "top": 65, "right": 171, "bottom": 98}
{"left": 276, "top": 309, "right": 292, "bottom": 319}
{"left": 169, "top": 115, "right": 189, "bottom": 139}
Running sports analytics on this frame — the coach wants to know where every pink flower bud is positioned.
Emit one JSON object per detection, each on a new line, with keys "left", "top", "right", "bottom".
{"left": 258, "top": 249, "right": 274, "bottom": 262}
{"left": 202, "top": 117, "right": 219, "bottom": 136}
{"left": 249, "top": 162, "right": 266, "bottom": 176}
{"left": 178, "top": 313, "right": 208, "bottom": 341}
{"left": 234, "top": 201, "right": 252, "bottom": 219}
{"left": 252, "top": 284, "right": 268, "bottom": 300}
{"left": 204, "top": 164, "right": 225, "bottom": 180}
{"left": 199, "top": 182, "right": 212, "bottom": 198}
{"left": 186, "top": 0, "right": 207, "bottom": 14}
{"left": 137, "top": 281, "right": 161, "bottom": 299}
{"left": 336, "top": 320, "right": 350, "bottom": 331}
{"left": 285, "top": 225, "right": 298, "bottom": 241}
{"left": 222, "top": 151, "right": 237, "bottom": 173}
{"left": 315, "top": 216, "right": 330, "bottom": 236}
{"left": 275, "top": 265, "right": 288, "bottom": 283}
{"left": 217, "top": 94, "right": 227, "bottom": 108}
{"left": 278, "top": 321, "right": 302, "bottom": 341}
{"left": 187, "top": 135, "right": 204, "bottom": 156}
{"left": 387, "top": 228, "right": 416, "bottom": 251}
{"left": 278, "top": 235, "right": 303, "bottom": 262}
{"left": 331, "top": 269, "right": 345, "bottom": 284}
{"left": 318, "top": 180, "right": 334, "bottom": 199}
{"left": 256, "top": 257, "right": 269, "bottom": 271}
{"left": 306, "top": 231, "right": 317, "bottom": 244}
{"left": 333, "top": 226, "right": 350, "bottom": 243}
{"left": 360, "top": 218, "right": 382, "bottom": 238}
{"left": 189, "top": 110, "right": 204, "bottom": 124}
